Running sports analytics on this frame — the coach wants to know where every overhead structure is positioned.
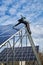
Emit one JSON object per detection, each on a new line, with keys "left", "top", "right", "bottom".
{"left": 0, "top": 16, "right": 42, "bottom": 65}
{"left": 14, "top": 16, "right": 42, "bottom": 65}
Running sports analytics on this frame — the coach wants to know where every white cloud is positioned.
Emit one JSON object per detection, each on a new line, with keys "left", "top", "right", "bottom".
{"left": 3, "top": 0, "right": 12, "bottom": 6}
{"left": 30, "top": 17, "right": 43, "bottom": 52}
{"left": 0, "top": 0, "right": 43, "bottom": 52}
{"left": 9, "top": 8, "right": 16, "bottom": 15}
{"left": 0, "top": 0, "right": 43, "bottom": 25}
{"left": 1, "top": 16, "right": 17, "bottom": 25}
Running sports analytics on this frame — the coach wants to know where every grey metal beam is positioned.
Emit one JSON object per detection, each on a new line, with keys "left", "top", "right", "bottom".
{"left": 26, "top": 28, "right": 42, "bottom": 65}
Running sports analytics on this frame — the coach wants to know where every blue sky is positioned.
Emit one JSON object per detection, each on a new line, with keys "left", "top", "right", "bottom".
{"left": 0, "top": 0, "right": 43, "bottom": 52}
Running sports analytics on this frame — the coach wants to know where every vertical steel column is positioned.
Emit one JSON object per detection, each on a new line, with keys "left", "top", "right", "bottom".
{"left": 12, "top": 36, "right": 15, "bottom": 65}
{"left": 21, "top": 30, "right": 22, "bottom": 47}
{"left": 20, "top": 30, "right": 22, "bottom": 65}
{"left": 13, "top": 36, "right": 15, "bottom": 62}
{"left": 7, "top": 43, "right": 8, "bottom": 65}
{"left": 26, "top": 34, "right": 27, "bottom": 47}
{"left": 25, "top": 29, "right": 27, "bottom": 47}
